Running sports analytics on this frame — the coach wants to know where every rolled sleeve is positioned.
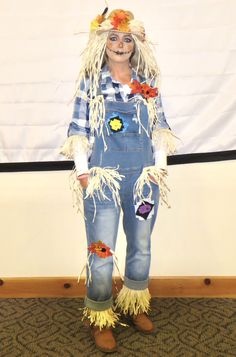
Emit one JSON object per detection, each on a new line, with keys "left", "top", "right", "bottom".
{"left": 155, "top": 94, "right": 171, "bottom": 130}
{"left": 67, "top": 79, "right": 90, "bottom": 138}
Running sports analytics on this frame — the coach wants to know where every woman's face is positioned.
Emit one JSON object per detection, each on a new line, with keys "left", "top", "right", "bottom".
{"left": 106, "top": 31, "right": 134, "bottom": 64}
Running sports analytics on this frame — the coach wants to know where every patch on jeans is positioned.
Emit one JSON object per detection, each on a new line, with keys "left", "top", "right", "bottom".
{"left": 78, "top": 240, "right": 123, "bottom": 287}
{"left": 107, "top": 113, "right": 128, "bottom": 133}
{"left": 88, "top": 240, "right": 112, "bottom": 258}
{"left": 135, "top": 199, "right": 155, "bottom": 220}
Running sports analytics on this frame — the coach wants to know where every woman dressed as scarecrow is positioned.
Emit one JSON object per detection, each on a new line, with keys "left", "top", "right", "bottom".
{"left": 61, "top": 8, "right": 176, "bottom": 353}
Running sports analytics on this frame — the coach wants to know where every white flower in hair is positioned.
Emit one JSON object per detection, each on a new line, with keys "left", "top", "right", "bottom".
{"left": 100, "top": 19, "right": 113, "bottom": 31}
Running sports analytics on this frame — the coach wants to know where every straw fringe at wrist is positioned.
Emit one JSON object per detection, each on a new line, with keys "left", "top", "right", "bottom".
{"left": 152, "top": 128, "right": 178, "bottom": 155}
{"left": 82, "top": 307, "right": 120, "bottom": 330}
{"left": 67, "top": 166, "right": 124, "bottom": 220}
{"left": 115, "top": 285, "right": 151, "bottom": 316}
{"left": 60, "top": 135, "right": 90, "bottom": 159}
{"left": 134, "top": 166, "right": 170, "bottom": 208}
{"left": 85, "top": 166, "right": 124, "bottom": 222}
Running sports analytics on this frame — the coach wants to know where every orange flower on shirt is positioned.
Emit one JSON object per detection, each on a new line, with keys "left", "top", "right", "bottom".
{"left": 129, "top": 79, "right": 158, "bottom": 100}
{"left": 88, "top": 240, "right": 113, "bottom": 258}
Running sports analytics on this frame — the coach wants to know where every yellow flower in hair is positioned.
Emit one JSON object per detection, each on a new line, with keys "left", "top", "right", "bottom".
{"left": 90, "top": 14, "right": 105, "bottom": 31}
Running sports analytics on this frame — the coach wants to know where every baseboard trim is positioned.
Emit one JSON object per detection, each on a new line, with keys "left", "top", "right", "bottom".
{"left": 1, "top": 276, "right": 236, "bottom": 298}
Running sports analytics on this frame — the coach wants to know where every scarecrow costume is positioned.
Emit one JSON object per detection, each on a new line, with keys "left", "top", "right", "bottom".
{"left": 61, "top": 8, "right": 176, "bottom": 352}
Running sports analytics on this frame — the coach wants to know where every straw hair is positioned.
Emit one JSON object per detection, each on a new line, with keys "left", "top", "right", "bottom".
{"left": 75, "top": 32, "right": 108, "bottom": 100}
{"left": 131, "top": 34, "right": 160, "bottom": 83}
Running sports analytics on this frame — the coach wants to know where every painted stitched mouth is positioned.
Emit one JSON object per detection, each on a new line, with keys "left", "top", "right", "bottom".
{"left": 107, "top": 48, "right": 132, "bottom": 55}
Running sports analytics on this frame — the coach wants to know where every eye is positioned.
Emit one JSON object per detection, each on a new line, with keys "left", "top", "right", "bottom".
{"left": 109, "top": 36, "right": 118, "bottom": 41}
{"left": 124, "top": 37, "right": 132, "bottom": 43}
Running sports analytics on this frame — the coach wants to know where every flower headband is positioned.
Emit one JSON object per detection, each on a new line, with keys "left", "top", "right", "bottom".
{"left": 90, "top": 8, "right": 145, "bottom": 39}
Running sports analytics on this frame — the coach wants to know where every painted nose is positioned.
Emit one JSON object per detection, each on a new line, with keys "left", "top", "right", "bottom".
{"left": 118, "top": 41, "right": 123, "bottom": 48}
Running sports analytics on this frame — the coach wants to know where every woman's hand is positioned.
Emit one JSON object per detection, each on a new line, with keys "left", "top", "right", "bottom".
{"left": 77, "top": 173, "right": 89, "bottom": 189}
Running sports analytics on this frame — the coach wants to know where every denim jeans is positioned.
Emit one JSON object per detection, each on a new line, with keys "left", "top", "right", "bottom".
{"left": 83, "top": 99, "right": 160, "bottom": 311}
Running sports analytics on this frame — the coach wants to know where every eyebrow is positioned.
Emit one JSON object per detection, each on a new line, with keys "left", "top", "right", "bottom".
{"left": 109, "top": 32, "right": 132, "bottom": 39}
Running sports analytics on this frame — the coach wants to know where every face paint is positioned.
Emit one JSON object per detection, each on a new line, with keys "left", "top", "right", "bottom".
{"left": 106, "top": 32, "right": 134, "bottom": 64}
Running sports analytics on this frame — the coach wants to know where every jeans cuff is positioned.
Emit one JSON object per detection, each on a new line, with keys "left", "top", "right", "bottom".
{"left": 124, "top": 276, "right": 149, "bottom": 290}
{"left": 84, "top": 296, "right": 113, "bottom": 311}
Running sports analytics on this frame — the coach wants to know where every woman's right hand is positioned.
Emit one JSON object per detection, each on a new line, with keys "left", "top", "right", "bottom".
{"left": 77, "top": 173, "right": 89, "bottom": 189}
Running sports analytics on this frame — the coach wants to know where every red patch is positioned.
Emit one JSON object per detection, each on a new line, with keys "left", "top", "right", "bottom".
{"left": 88, "top": 240, "right": 112, "bottom": 258}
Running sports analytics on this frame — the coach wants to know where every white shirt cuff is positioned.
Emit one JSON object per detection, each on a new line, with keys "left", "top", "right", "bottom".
{"left": 154, "top": 149, "right": 167, "bottom": 170}
{"left": 73, "top": 144, "right": 89, "bottom": 176}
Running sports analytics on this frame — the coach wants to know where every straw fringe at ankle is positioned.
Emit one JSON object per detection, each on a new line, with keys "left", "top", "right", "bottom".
{"left": 82, "top": 307, "right": 119, "bottom": 330}
{"left": 115, "top": 285, "right": 151, "bottom": 316}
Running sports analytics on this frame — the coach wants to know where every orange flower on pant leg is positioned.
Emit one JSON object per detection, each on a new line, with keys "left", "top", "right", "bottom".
{"left": 88, "top": 240, "right": 113, "bottom": 258}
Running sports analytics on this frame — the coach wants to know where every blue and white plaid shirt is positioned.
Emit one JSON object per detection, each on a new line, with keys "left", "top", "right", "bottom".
{"left": 68, "top": 64, "right": 170, "bottom": 138}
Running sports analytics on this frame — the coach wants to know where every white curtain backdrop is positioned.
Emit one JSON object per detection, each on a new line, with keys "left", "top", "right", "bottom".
{"left": 0, "top": 0, "right": 235, "bottom": 163}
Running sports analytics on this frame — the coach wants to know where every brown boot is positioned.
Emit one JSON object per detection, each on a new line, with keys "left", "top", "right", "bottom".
{"left": 132, "top": 313, "right": 155, "bottom": 334}
{"left": 91, "top": 326, "right": 117, "bottom": 353}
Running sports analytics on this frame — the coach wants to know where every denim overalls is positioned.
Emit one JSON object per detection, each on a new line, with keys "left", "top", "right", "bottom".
{"left": 83, "top": 98, "right": 160, "bottom": 312}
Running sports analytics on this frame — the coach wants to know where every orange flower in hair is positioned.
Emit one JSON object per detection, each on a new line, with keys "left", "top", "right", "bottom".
{"left": 88, "top": 240, "right": 113, "bottom": 258}
{"left": 112, "top": 10, "right": 127, "bottom": 23}
{"left": 110, "top": 10, "right": 131, "bottom": 32}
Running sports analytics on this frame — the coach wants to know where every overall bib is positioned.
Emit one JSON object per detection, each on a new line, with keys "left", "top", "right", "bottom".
{"left": 83, "top": 98, "right": 160, "bottom": 311}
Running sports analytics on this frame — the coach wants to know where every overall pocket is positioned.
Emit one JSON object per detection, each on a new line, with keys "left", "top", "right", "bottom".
{"left": 104, "top": 110, "right": 143, "bottom": 152}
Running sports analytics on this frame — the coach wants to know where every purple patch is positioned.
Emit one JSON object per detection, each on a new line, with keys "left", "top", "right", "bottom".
{"left": 138, "top": 203, "right": 152, "bottom": 214}
{"left": 136, "top": 201, "right": 154, "bottom": 220}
